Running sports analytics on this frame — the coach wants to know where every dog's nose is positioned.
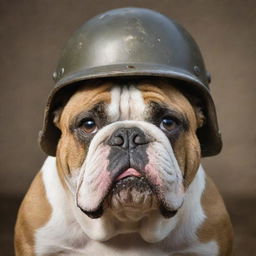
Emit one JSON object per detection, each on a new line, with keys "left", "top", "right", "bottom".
{"left": 107, "top": 127, "right": 149, "bottom": 149}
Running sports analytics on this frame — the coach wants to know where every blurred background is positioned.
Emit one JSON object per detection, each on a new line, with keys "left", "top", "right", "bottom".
{"left": 0, "top": 0, "right": 255, "bottom": 255}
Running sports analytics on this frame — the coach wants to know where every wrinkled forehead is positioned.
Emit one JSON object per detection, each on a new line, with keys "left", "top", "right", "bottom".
{"left": 61, "top": 80, "right": 195, "bottom": 122}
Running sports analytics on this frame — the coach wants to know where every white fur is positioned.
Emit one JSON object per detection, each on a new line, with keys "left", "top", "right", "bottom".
{"left": 35, "top": 157, "right": 218, "bottom": 256}
{"left": 35, "top": 157, "right": 87, "bottom": 255}
{"left": 107, "top": 85, "right": 145, "bottom": 121}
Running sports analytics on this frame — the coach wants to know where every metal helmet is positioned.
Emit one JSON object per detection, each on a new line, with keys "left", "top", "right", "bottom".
{"left": 39, "top": 7, "right": 222, "bottom": 157}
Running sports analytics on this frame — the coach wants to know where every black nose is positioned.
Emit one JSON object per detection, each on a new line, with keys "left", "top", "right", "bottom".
{"left": 107, "top": 127, "right": 149, "bottom": 149}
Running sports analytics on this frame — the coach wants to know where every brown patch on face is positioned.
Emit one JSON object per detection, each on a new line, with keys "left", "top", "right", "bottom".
{"left": 138, "top": 80, "right": 202, "bottom": 188}
{"left": 55, "top": 82, "right": 112, "bottom": 190}
{"left": 197, "top": 176, "right": 234, "bottom": 255}
{"left": 15, "top": 172, "right": 51, "bottom": 255}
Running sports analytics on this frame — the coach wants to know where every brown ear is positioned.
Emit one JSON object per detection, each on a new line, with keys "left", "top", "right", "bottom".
{"left": 52, "top": 89, "right": 74, "bottom": 130}
{"left": 194, "top": 105, "right": 205, "bottom": 128}
{"left": 53, "top": 107, "right": 63, "bottom": 129}
{"left": 180, "top": 89, "right": 205, "bottom": 129}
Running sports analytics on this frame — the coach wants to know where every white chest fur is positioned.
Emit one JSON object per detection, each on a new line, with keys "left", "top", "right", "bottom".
{"left": 34, "top": 157, "right": 218, "bottom": 256}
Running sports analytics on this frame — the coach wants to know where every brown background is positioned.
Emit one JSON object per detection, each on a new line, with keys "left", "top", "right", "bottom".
{"left": 0, "top": 0, "right": 255, "bottom": 255}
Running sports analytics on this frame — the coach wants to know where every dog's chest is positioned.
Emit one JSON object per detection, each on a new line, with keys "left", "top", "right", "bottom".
{"left": 35, "top": 225, "right": 168, "bottom": 256}
{"left": 43, "top": 242, "right": 169, "bottom": 256}
{"left": 34, "top": 203, "right": 218, "bottom": 256}
{"left": 35, "top": 231, "right": 218, "bottom": 256}
{"left": 35, "top": 157, "right": 218, "bottom": 256}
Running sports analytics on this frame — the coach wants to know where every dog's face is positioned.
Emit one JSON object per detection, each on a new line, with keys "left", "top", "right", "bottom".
{"left": 54, "top": 79, "right": 204, "bottom": 241}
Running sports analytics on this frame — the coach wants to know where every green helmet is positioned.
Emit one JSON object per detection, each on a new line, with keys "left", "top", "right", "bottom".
{"left": 39, "top": 7, "right": 222, "bottom": 157}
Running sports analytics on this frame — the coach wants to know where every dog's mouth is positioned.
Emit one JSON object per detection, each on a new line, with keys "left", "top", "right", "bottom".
{"left": 111, "top": 170, "right": 149, "bottom": 199}
{"left": 78, "top": 168, "right": 178, "bottom": 219}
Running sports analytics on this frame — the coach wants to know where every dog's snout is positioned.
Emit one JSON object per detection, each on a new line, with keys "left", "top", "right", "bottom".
{"left": 107, "top": 127, "right": 149, "bottom": 149}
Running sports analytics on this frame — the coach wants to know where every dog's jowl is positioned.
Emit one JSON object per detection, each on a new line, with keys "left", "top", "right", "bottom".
{"left": 15, "top": 8, "right": 233, "bottom": 256}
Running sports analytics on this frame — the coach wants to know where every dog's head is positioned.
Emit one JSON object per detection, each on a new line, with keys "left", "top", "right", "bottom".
{"left": 38, "top": 8, "right": 222, "bottom": 242}
{"left": 52, "top": 79, "right": 205, "bottom": 236}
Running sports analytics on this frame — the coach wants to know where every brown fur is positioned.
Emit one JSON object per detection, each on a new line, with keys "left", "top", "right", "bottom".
{"left": 198, "top": 176, "right": 234, "bottom": 255}
{"left": 15, "top": 172, "right": 51, "bottom": 255}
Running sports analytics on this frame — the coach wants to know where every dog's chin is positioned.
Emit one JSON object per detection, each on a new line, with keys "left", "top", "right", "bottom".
{"left": 79, "top": 176, "right": 179, "bottom": 220}
{"left": 107, "top": 176, "right": 157, "bottom": 221}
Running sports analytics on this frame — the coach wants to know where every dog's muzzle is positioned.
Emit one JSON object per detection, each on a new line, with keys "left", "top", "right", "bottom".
{"left": 76, "top": 121, "right": 184, "bottom": 220}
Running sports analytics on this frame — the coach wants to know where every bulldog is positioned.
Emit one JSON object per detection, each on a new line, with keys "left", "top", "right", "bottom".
{"left": 15, "top": 79, "right": 233, "bottom": 256}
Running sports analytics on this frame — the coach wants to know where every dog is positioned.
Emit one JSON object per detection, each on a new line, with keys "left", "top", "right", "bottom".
{"left": 15, "top": 78, "right": 233, "bottom": 255}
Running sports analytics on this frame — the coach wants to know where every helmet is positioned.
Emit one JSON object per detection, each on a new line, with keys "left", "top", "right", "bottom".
{"left": 39, "top": 7, "right": 222, "bottom": 157}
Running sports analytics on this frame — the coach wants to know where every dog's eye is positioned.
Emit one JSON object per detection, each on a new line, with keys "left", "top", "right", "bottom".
{"left": 80, "top": 118, "right": 98, "bottom": 133}
{"left": 160, "top": 117, "right": 178, "bottom": 132}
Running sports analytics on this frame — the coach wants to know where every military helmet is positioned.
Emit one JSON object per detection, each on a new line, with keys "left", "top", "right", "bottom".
{"left": 39, "top": 7, "right": 222, "bottom": 157}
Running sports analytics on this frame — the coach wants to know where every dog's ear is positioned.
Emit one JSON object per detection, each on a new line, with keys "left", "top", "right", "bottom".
{"left": 53, "top": 107, "right": 64, "bottom": 129}
{"left": 52, "top": 89, "right": 74, "bottom": 130}
{"left": 193, "top": 105, "right": 205, "bottom": 128}
{"left": 181, "top": 89, "right": 205, "bottom": 128}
